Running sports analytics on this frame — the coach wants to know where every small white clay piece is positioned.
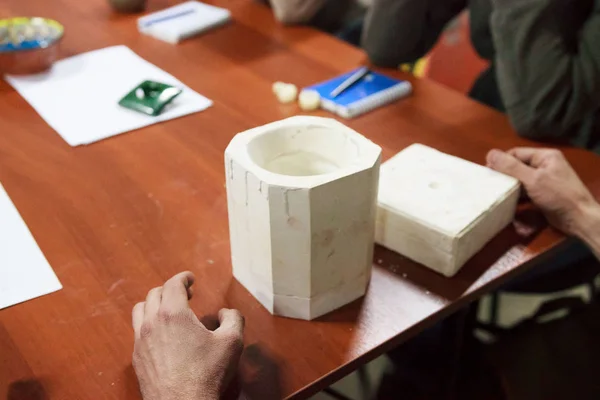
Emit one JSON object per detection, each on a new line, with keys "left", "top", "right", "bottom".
{"left": 298, "top": 89, "right": 321, "bottom": 111}
{"left": 272, "top": 81, "right": 298, "bottom": 104}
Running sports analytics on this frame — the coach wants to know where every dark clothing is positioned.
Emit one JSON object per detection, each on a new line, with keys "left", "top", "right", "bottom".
{"left": 256, "top": 0, "right": 367, "bottom": 46}
{"left": 362, "top": 0, "right": 600, "bottom": 153}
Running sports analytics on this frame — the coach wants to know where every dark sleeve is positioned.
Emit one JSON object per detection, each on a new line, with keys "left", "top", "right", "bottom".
{"left": 361, "top": 0, "right": 467, "bottom": 67}
{"left": 491, "top": 0, "right": 600, "bottom": 140}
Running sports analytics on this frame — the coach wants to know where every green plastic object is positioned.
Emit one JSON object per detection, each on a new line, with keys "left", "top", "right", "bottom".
{"left": 118, "top": 80, "right": 182, "bottom": 116}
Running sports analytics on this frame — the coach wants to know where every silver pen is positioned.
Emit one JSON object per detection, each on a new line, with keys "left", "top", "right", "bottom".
{"left": 329, "top": 67, "right": 370, "bottom": 98}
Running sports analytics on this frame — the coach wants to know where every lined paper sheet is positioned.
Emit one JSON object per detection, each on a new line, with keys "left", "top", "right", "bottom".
{"left": 0, "top": 184, "right": 62, "bottom": 309}
{"left": 5, "top": 45, "right": 213, "bottom": 146}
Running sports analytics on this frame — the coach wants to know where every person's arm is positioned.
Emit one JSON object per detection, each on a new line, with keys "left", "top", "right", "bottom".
{"left": 487, "top": 148, "right": 600, "bottom": 260}
{"left": 572, "top": 199, "right": 600, "bottom": 259}
{"left": 132, "top": 272, "right": 244, "bottom": 400}
{"left": 266, "top": 0, "right": 327, "bottom": 24}
{"left": 361, "top": 0, "right": 467, "bottom": 67}
{"left": 491, "top": 0, "right": 600, "bottom": 140}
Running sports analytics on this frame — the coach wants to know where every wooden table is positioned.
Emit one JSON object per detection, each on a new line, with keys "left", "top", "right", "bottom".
{"left": 1, "top": 1, "right": 600, "bottom": 399}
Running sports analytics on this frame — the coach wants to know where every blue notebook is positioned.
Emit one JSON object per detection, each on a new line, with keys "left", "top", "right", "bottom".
{"left": 306, "top": 68, "right": 412, "bottom": 119}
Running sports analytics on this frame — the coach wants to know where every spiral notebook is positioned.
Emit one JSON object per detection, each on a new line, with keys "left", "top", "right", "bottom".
{"left": 307, "top": 69, "right": 412, "bottom": 118}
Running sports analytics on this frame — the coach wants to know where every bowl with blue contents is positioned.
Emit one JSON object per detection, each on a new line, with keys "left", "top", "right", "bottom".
{"left": 0, "top": 17, "right": 64, "bottom": 75}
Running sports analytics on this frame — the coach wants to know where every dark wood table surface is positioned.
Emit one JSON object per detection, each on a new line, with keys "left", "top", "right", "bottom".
{"left": 2, "top": 0, "right": 600, "bottom": 399}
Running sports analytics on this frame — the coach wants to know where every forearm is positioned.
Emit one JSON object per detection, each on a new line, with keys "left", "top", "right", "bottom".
{"left": 268, "top": 0, "right": 325, "bottom": 24}
{"left": 573, "top": 201, "right": 600, "bottom": 260}
{"left": 362, "top": 0, "right": 466, "bottom": 67}
{"left": 491, "top": 0, "right": 600, "bottom": 138}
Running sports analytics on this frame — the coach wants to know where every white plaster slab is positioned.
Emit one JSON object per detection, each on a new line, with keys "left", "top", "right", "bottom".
{"left": 376, "top": 144, "right": 519, "bottom": 277}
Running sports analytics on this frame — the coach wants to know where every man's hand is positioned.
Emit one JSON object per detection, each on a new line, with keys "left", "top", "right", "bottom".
{"left": 132, "top": 272, "right": 244, "bottom": 400}
{"left": 486, "top": 148, "right": 600, "bottom": 237}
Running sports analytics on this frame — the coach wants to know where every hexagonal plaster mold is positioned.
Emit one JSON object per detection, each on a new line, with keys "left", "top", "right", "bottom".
{"left": 225, "top": 116, "right": 381, "bottom": 320}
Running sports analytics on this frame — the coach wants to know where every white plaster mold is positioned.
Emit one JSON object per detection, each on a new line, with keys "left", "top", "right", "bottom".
{"left": 225, "top": 116, "right": 381, "bottom": 319}
{"left": 375, "top": 144, "right": 520, "bottom": 277}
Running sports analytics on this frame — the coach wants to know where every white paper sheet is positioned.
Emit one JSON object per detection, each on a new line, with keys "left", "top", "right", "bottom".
{"left": 0, "top": 184, "right": 62, "bottom": 309}
{"left": 5, "top": 45, "right": 213, "bottom": 146}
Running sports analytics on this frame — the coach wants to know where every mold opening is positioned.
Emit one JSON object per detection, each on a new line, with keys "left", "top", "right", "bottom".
{"left": 247, "top": 124, "right": 360, "bottom": 177}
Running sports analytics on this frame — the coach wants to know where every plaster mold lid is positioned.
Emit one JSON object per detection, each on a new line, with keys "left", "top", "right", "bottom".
{"left": 376, "top": 143, "right": 520, "bottom": 277}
